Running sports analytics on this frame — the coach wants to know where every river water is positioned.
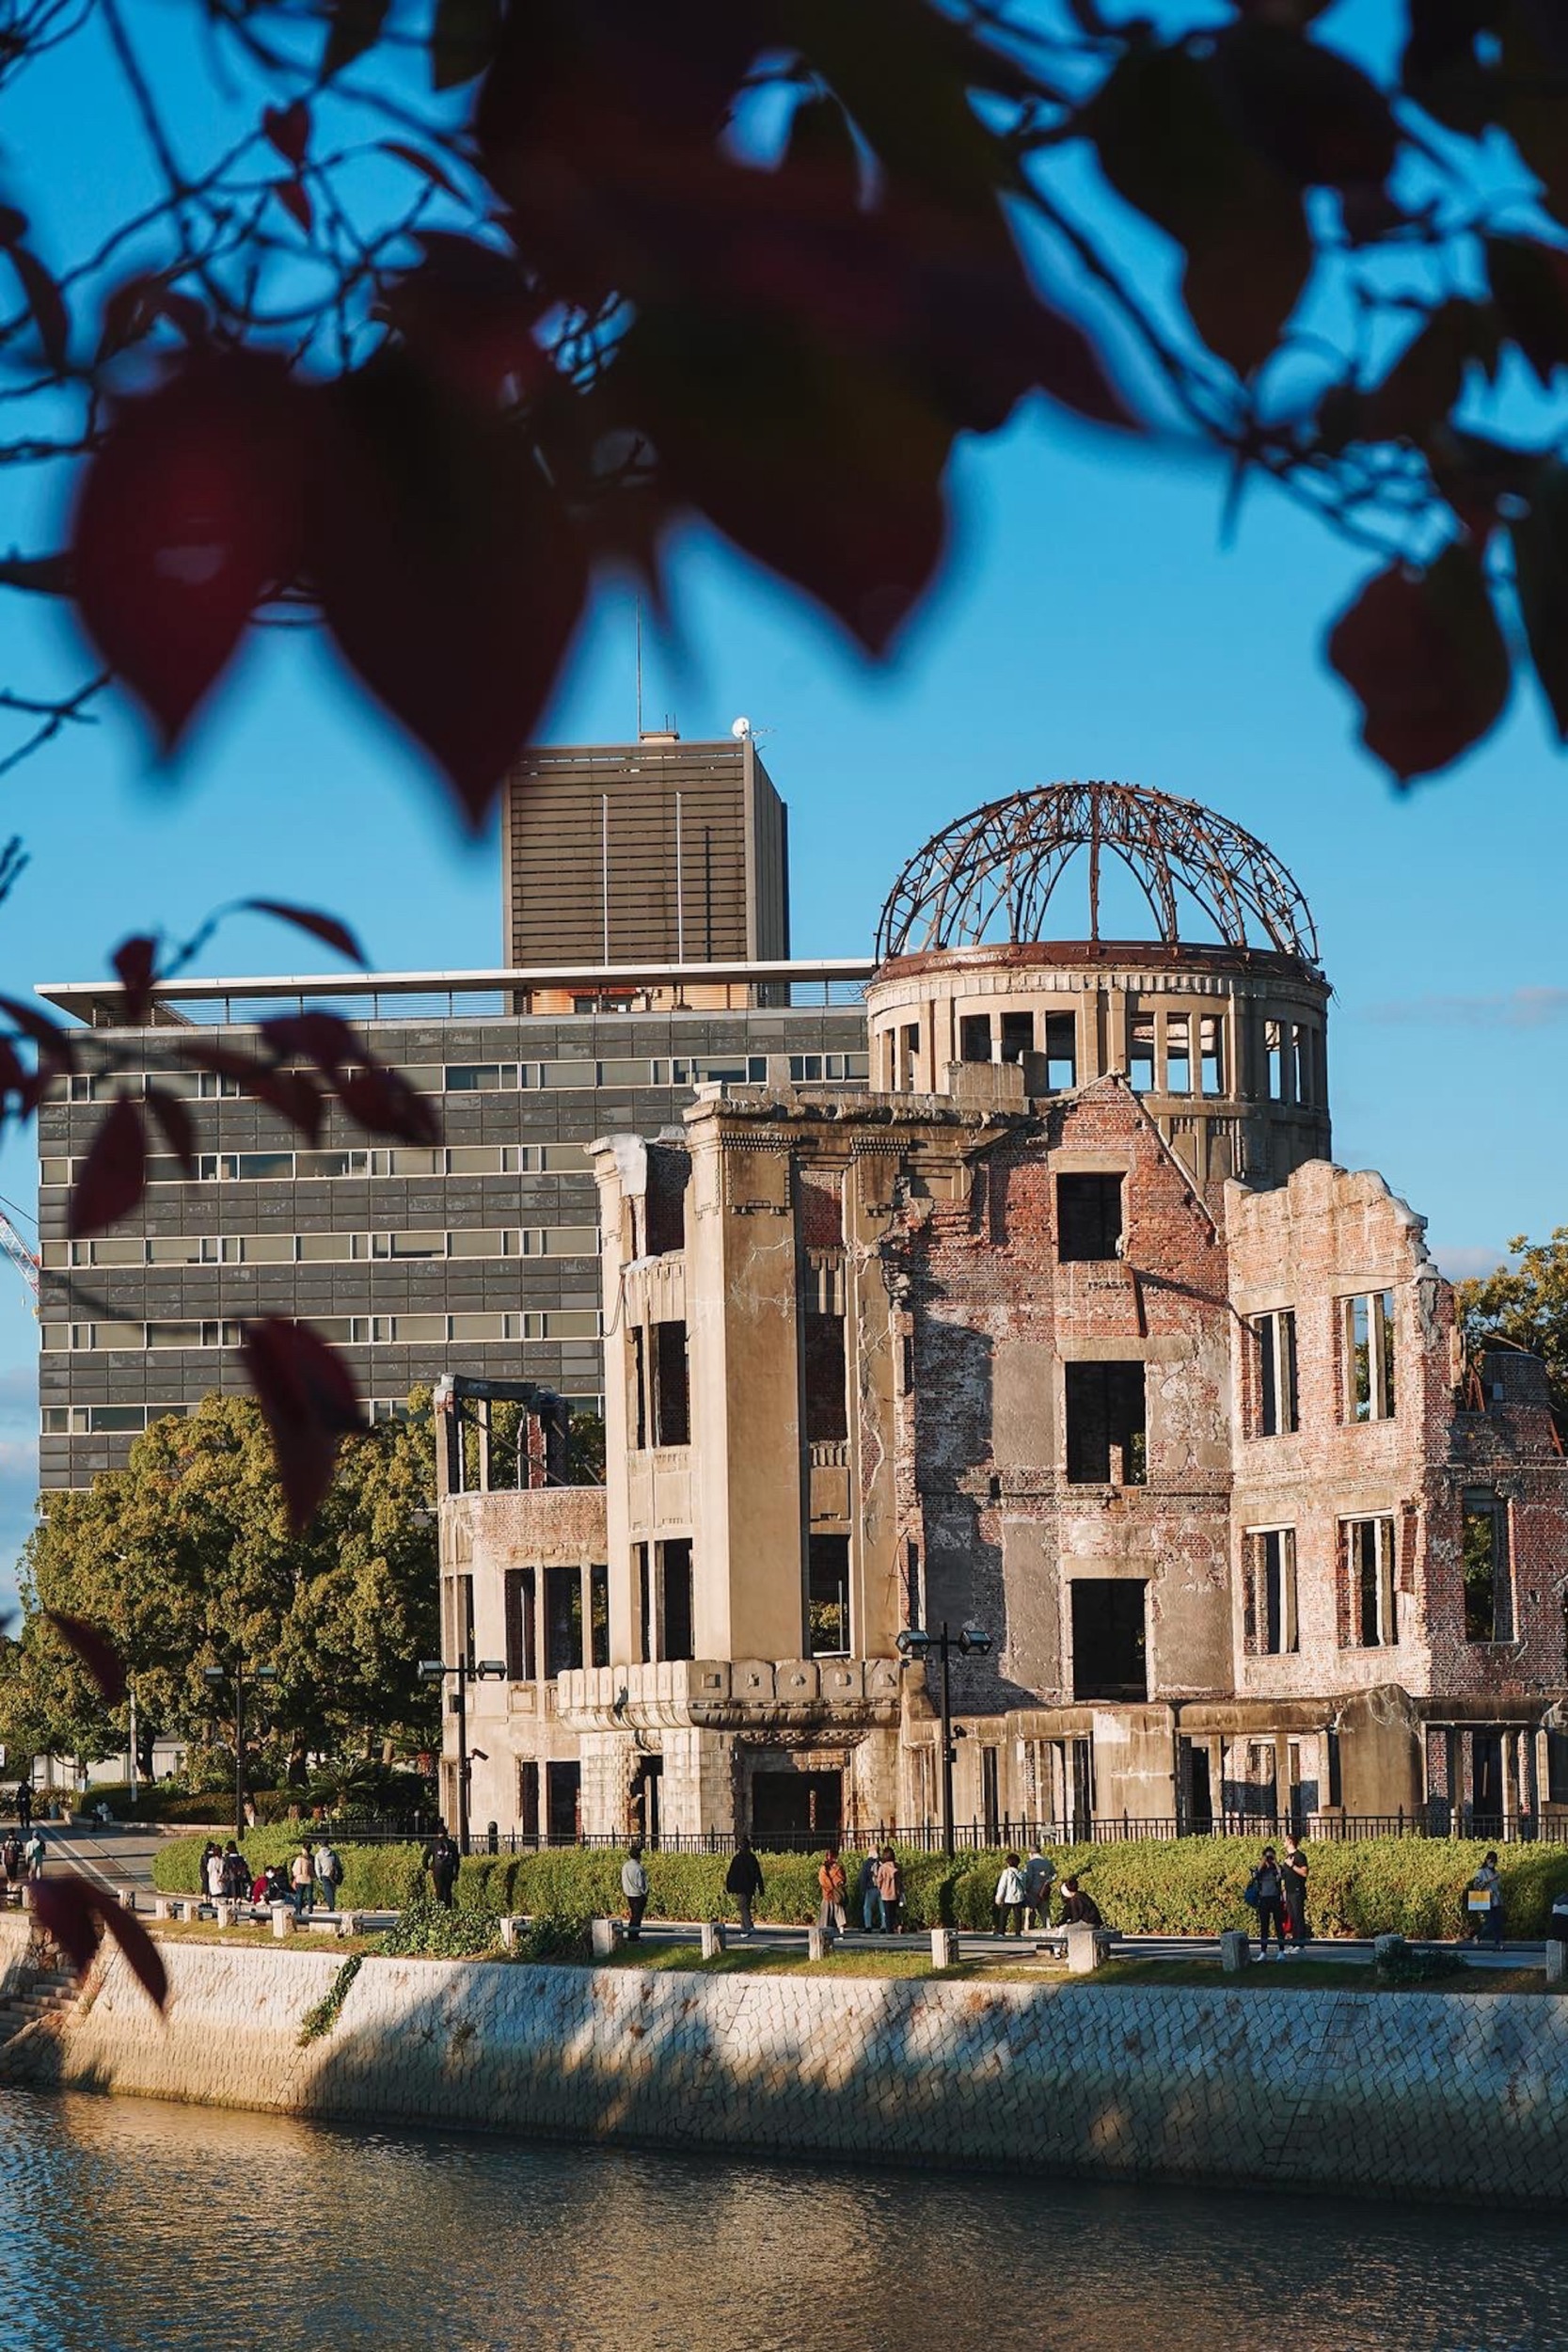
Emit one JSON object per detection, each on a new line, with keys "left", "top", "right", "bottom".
{"left": 0, "top": 2088, "right": 1558, "bottom": 2352}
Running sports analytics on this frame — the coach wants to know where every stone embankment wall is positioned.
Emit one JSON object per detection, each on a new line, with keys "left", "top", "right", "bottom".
{"left": 4, "top": 1921, "right": 1565, "bottom": 2208}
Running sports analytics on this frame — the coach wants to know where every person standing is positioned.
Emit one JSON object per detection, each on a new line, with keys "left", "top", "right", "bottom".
{"left": 1248, "top": 1846, "right": 1287, "bottom": 1959}
{"left": 874, "top": 1847, "right": 903, "bottom": 1935}
{"left": 1281, "top": 1836, "right": 1310, "bottom": 1952}
{"left": 724, "top": 1836, "right": 763, "bottom": 1937}
{"left": 816, "top": 1847, "right": 847, "bottom": 1939}
{"left": 205, "top": 1845, "right": 227, "bottom": 1903}
{"left": 857, "top": 1848, "right": 881, "bottom": 1933}
{"left": 1467, "top": 1850, "right": 1504, "bottom": 1949}
{"left": 993, "top": 1851, "right": 1026, "bottom": 1937}
{"left": 622, "top": 1842, "right": 649, "bottom": 1942}
{"left": 14, "top": 1782, "right": 30, "bottom": 1835}
{"left": 1023, "top": 1846, "right": 1056, "bottom": 1931}
{"left": 314, "top": 1839, "right": 342, "bottom": 1913}
{"left": 422, "top": 1830, "right": 459, "bottom": 1910}
{"left": 290, "top": 1844, "right": 316, "bottom": 1917}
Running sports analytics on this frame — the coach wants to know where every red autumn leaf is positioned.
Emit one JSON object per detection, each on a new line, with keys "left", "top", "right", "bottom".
{"left": 1326, "top": 544, "right": 1512, "bottom": 781}
{"left": 0, "top": 1039, "right": 30, "bottom": 1114}
{"left": 240, "top": 899, "right": 367, "bottom": 966}
{"left": 431, "top": 0, "right": 503, "bottom": 90}
{"left": 272, "top": 178, "right": 313, "bottom": 234}
{"left": 0, "top": 205, "right": 26, "bottom": 246}
{"left": 242, "top": 1316, "right": 364, "bottom": 1530}
{"left": 182, "top": 1044, "right": 325, "bottom": 1140}
{"left": 71, "top": 353, "right": 309, "bottom": 750}
{"left": 32, "top": 1873, "right": 167, "bottom": 2010}
{"left": 305, "top": 350, "right": 587, "bottom": 824}
{"left": 7, "top": 242, "right": 69, "bottom": 373}
{"left": 262, "top": 101, "right": 311, "bottom": 167}
{"left": 325, "top": 0, "right": 392, "bottom": 75}
{"left": 1358, "top": 300, "right": 1499, "bottom": 446}
{"left": 1211, "top": 22, "right": 1400, "bottom": 191}
{"left": 1485, "top": 234, "right": 1568, "bottom": 386}
{"left": 112, "top": 932, "right": 159, "bottom": 1022}
{"left": 68, "top": 1092, "right": 147, "bottom": 1238}
{"left": 1509, "top": 463, "right": 1568, "bottom": 740}
{"left": 381, "top": 234, "right": 550, "bottom": 412}
{"left": 381, "top": 141, "right": 463, "bottom": 200}
{"left": 145, "top": 1084, "right": 198, "bottom": 1174}
{"left": 258, "top": 1008, "right": 361, "bottom": 1078}
{"left": 338, "top": 1062, "right": 440, "bottom": 1144}
{"left": 43, "top": 1611, "right": 127, "bottom": 1703}
{"left": 0, "top": 992, "right": 76, "bottom": 1066}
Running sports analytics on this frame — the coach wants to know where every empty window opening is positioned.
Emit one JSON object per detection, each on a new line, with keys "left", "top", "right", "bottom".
{"left": 802, "top": 1307, "right": 848, "bottom": 1443}
{"left": 1264, "top": 1019, "right": 1284, "bottom": 1100}
{"left": 904, "top": 1538, "right": 922, "bottom": 1629}
{"left": 1546, "top": 1729, "right": 1568, "bottom": 1806}
{"left": 631, "top": 1327, "right": 648, "bottom": 1450}
{"left": 635, "top": 1541, "right": 651, "bottom": 1664}
{"left": 808, "top": 1533, "right": 851, "bottom": 1656}
{"left": 546, "top": 1760, "right": 580, "bottom": 1843}
{"left": 1243, "top": 1528, "right": 1298, "bottom": 1655}
{"left": 1463, "top": 1488, "right": 1514, "bottom": 1644}
{"left": 658, "top": 1538, "right": 694, "bottom": 1662}
{"left": 1071, "top": 1579, "right": 1148, "bottom": 1701}
{"left": 1045, "top": 1011, "right": 1077, "bottom": 1091}
{"left": 981, "top": 1744, "right": 1002, "bottom": 1840}
{"left": 504, "top": 1566, "right": 537, "bottom": 1681}
{"left": 750, "top": 1769, "right": 842, "bottom": 1843}
{"left": 590, "top": 1563, "right": 610, "bottom": 1669}
{"left": 1057, "top": 1172, "right": 1124, "bottom": 1263}
{"left": 999, "top": 1011, "right": 1033, "bottom": 1065}
{"left": 1341, "top": 1290, "right": 1396, "bottom": 1422}
{"left": 545, "top": 1565, "right": 584, "bottom": 1678}
{"left": 959, "top": 1014, "right": 992, "bottom": 1064}
{"left": 1065, "top": 1359, "right": 1147, "bottom": 1486}
{"left": 516, "top": 1759, "right": 540, "bottom": 1842}
{"left": 1292, "top": 1023, "right": 1312, "bottom": 1105}
{"left": 1165, "top": 1014, "right": 1192, "bottom": 1095}
{"left": 1251, "top": 1309, "right": 1299, "bottom": 1437}
{"left": 901, "top": 1022, "right": 920, "bottom": 1089}
{"left": 1128, "top": 1013, "right": 1155, "bottom": 1093}
{"left": 652, "top": 1319, "right": 690, "bottom": 1446}
{"left": 1343, "top": 1516, "right": 1398, "bottom": 1647}
{"left": 1200, "top": 1015, "right": 1224, "bottom": 1096}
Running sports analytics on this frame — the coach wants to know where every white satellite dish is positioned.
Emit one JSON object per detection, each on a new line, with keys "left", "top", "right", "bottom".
{"left": 731, "top": 715, "right": 752, "bottom": 739}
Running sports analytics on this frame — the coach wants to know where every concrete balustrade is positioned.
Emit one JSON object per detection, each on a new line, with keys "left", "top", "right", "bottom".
{"left": 1065, "top": 1926, "right": 1114, "bottom": 1975}
{"left": 1220, "top": 1930, "right": 1251, "bottom": 1973}
{"left": 590, "top": 1917, "right": 619, "bottom": 1959}
{"left": 929, "top": 1927, "right": 960, "bottom": 1968}
{"left": 700, "top": 1921, "right": 725, "bottom": 1959}
{"left": 1547, "top": 1941, "right": 1567, "bottom": 1987}
{"left": 806, "top": 1926, "right": 830, "bottom": 1961}
{"left": 271, "top": 1904, "right": 294, "bottom": 1940}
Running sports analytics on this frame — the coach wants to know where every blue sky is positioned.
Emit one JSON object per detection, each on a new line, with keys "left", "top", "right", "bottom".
{"left": 0, "top": 0, "right": 1563, "bottom": 1590}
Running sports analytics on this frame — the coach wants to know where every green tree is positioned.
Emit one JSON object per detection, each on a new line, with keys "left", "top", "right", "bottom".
{"left": 1457, "top": 1229, "right": 1568, "bottom": 1436}
{"left": 5, "top": 1391, "right": 441, "bottom": 1776}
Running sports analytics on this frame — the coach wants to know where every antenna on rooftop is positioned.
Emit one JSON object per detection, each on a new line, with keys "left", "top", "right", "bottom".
{"left": 635, "top": 598, "right": 643, "bottom": 739}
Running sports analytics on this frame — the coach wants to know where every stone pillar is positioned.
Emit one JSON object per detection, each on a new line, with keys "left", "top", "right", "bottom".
{"left": 1546, "top": 1941, "right": 1567, "bottom": 1987}
{"left": 700, "top": 1919, "right": 725, "bottom": 1959}
{"left": 590, "top": 1916, "right": 619, "bottom": 1959}
{"left": 152, "top": 1897, "right": 172, "bottom": 1922}
{"left": 499, "top": 1915, "right": 518, "bottom": 1952}
{"left": 338, "top": 1911, "right": 359, "bottom": 1936}
{"left": 807, "top": 1925, "right": 830, "bottom": 1961}
{"left": 214, "top": 1899, "right": 233, "bottom": 1928}
{"left": 271, "top": 1903, "right": 294, "bottom": 1939}
{"left": 118, "top": 1888, "right": 136, "bottom": 1911}
{"left": 1219, "top": 1929, "right": 1250, "bottom": 1973}
{"left": 1065, "top": 1925, "right": 1107, "bottom": 1975}
{"left": 929, "top": 1926, "right": 960, "bottom": 1968}
{"left": 1503, "top": 1733, "right": 1520, "bottom": 1835}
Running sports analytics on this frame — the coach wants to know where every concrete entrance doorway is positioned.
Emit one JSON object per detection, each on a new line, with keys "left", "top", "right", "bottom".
{"left": 750, "top": 1769, "right": 843, "bottom": 1844}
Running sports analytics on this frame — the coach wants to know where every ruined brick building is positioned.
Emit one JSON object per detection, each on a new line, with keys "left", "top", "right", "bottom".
{"left": 442, "top": 780, "right": 1568, "bottom": 1847}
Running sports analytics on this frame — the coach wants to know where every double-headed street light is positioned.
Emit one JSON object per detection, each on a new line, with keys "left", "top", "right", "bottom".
{"left": 200, "top": 1657, "right": 278, "bottom": 1839}
{"left": 418, "top": 1657, "right": 506, "bottom": 1856}
{"left": 895, "top": 1620, "right": 993, "bottom": 1858}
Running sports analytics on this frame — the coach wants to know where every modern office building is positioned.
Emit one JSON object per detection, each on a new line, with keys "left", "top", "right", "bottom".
{"left": 441, "top": 779, "right": 1568, "bottom": 1848}
{"left": 35, "top": 735, "right": 869, "bottom": 1488}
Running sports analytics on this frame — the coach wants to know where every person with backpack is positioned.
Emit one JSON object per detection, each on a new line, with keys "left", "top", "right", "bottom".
{"left": 621, "top": 1842, "right": 649, "bottom": 1942}
{"left": 314, "top": 1839, "right": 343, "bottom": 1912}
{"left": 422, "top": 1830, "right": 459, "bottom": 1911}
{"left": 856, "top": 1848, "right": 882, "bottom": 1933}
{"left": 2, "top": 1831, "right": 23, "bottom": 1905}
{"left": 1246, "top": 1845, "right": 1288, "bottom": 1959}
{"left": 993, "top": 1851, "right": 1027, "bottom": 1936}
{"left": 1023, "top": 1846, "right": 1056, "bottom": 1931}
{"left": 724, "top": 1836, "right": 764, "bottom": 1936}
{"left": 222, "top": 1842, "right": 248, "bottom": 1902}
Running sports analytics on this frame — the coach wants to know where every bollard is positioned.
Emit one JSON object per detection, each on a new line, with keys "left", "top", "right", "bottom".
{"left": 177, "top": 1899, "right": 198, "bottom": 1924}
{"left": 929, "top": 1926, "right": 960, "bottom": 1968}
{"left": 807, "top": 1925, "right": 830, "bottom": 1961}
{"left": 1220, "top": 1929, "right": 1251, "bottom": 1973}
{"left": 338, "top": 1910, "right": 359, "bottom": 1936}
{"left": 153, "top": 1897, "right": 172, "bottom": 1922}
{"left": 118, "top": 1887, "right": 136, "bottom": 1912}
{"left": 700, "top": 1919, "right": 726, "bottom": 1959}
{"left": 1547, "top": 1940, "right": 1567, "bottom": 1986}
{"left": 590, "top": 1915, "right": 619, "bottom": 1959}
{"left": 214, "top": 1899, "right": 233, "bottom": 1929}
{"left": 1065, "top": 1925, "right": 1107, "bottom": 1975}
{"left": 271, "top": 1903, "right": 295, "bottom": 1940}
{"left": 1373, "top": 1933, "right": 1404, "bottom": 1963}
{"left": 499, "top": 1915, "right": 518, "bottom": 1953}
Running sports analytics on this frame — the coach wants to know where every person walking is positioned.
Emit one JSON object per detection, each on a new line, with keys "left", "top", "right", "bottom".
{"left": 1023, "top": 1846, "right": 1056, "bottom": 1931}
{"left": 857, "top": 1848, "right": 882, "bottom": 1933}
{"left": 1467, "top": 1850, "right": 1504, "bottom": 1949}
{"left": 314, "top": 1838, "right": 342, "bottom": 1913}
{"left": 622, "top": 1842, "right": 649, "bottom": 1942}
{"left": 724, "top": 1836, "right": 764, "bottom": 1937}
{"left": 1058, "top": 1876, "right": 1102, "bottom": 1928}
{"left": 993, "top": 1851, "right": 1026, "bottom": 1937}
{"left": 14, "top": 1782, "right": 30, "bottom": 1834}
{"left": 422, "top": 1830, "right": 459, "bottom": 1910}
{"left": 290, "top": 1844, "right": 316, "bottom": 1917}
{"left": 874, "top": 1847, "right": 903, "bottom": 1935}
{"left": 24, "top": 1830, "right": 44, "bottom": 1883}
{"left": 1281, "top": 1835, "right": 1310, "bottom": 1952}
{"left": 816, "top": 1847, "right": 847, "bottom": 1940}
{"left": 1248, "top": 1846, "right": 1288, "bottom": 1959}
{"left": 2, "top": 1831, "right": 23, "bottom": 1906}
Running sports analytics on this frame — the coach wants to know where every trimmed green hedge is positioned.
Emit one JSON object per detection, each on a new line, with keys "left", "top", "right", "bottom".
{"left": 155, "top": 1833, "right": 1568, "bottom": 1939}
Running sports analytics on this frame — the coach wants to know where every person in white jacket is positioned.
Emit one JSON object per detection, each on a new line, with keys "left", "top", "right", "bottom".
{"left": 622, "top": 1843, "right": 649, "bottom": 1942}
{"left": 993, "top": 1852, "right": 1026, "bottom": 1937}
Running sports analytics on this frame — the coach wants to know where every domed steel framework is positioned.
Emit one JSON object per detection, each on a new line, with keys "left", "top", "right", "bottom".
{"left": 876, "top": 781, "right": 1319, "bottom": 965}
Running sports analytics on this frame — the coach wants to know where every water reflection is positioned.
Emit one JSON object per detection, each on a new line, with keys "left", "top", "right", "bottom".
{"left": 0, "top": 2088, "right": 1558, "bottom": 2352}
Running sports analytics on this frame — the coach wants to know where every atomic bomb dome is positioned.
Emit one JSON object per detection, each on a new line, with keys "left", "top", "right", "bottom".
{"left": 865, "top": 778, "right": 1331, "bottom": 1197}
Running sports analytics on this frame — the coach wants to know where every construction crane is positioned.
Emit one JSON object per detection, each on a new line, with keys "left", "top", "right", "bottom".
{"left": 0, "top": 1196, "right": 39, "bottom": 1313}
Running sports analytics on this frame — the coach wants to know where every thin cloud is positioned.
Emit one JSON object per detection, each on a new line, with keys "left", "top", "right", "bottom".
{"left": 1432, "top": 1244, "right": 1513, "bottom": 1282}
{"left": 1362, "top": 988, "right": 1568, "bottom": 1030}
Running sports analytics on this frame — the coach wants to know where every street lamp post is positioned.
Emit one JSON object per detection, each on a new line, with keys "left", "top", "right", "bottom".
{"left": 418, "top": 1657, "right": 507, "bottom": 1856}
{"left": 895, "top": 1620, "right": 993, "bottom": 1858}
{"left": 200, "top": 1657, "right": 277, "bottom": 1840}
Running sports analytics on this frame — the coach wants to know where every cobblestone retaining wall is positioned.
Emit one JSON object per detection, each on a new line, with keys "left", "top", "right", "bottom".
{"left": 5, "top": 1935, "right": 1565, "bottom": 2207}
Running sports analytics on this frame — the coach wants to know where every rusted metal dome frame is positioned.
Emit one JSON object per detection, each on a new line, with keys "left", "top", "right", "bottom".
{"left": 876, "top": 780, "right": 1319, "bottom": 964}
